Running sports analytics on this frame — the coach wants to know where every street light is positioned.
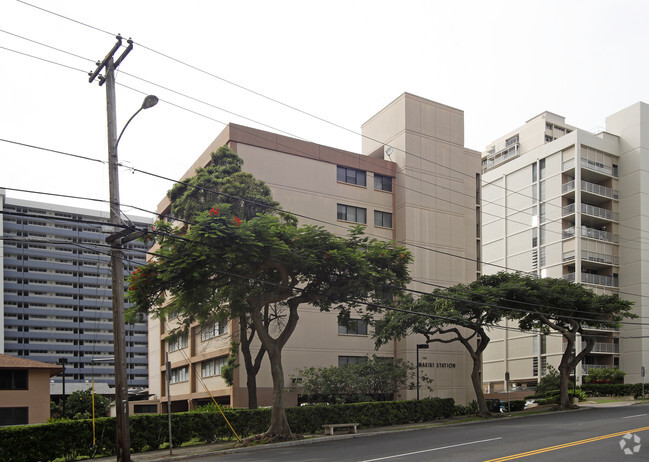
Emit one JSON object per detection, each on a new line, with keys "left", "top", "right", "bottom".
{"left": 107, "top": 94, "right": 158, "bottom": 462}
{"left": 57, "top": 357, "right": 68, "bottom": 416}
{"left": 116, "top": 95, "right": 159, "bottom": 148}
{"left": 416, "top": 343, "right": 429, "bottom": 400}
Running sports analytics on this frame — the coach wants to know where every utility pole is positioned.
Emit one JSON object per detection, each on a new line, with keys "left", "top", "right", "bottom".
{"left": 89, "top": 35, "right": 133, "bottom": 462}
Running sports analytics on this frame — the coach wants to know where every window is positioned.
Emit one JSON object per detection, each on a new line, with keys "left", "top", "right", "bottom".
{"left": 374, "top": 175, "right": 392, "bottom": 192}
{"left": 168, "top": 333, "right": 188, "bottom": 352}
{"left": 0, "top": 407, "right": 28, "bottom": 426}
{"left": 540, "top": 203, "right": 546, "bottom": 223}
{"left": 540, "top": 225, "right": 547, "bottom": 245}
{"left": 337, "top": 204, "right": 366, "bottom": 224}
{"left": 201, "top": 321, "right": 229, "bottom": 341}
{"left": 539, "top": 158, "right": 546, "bottom": 179}
{"left": 201, "top": 357, "right": 227, "bottom": 378}
{"left": 337, "top": 166, "right": 366, "bottom": 187}
{"left": 0, "top": 370, "right": 28, "bottom": 390}
{"left": 133, "top": 404, "right": 158, "bottom": 414}
{"left": 169, "top": 366, "right": 188, "bottom": 384}
{"left": 540, "top": 181, "right": 546, "bottom": 201}
{"left": 338, "top": 318, "right": 368, "bottom": 335}
{"left": 338, "top": 356, "right": 368, "bottom": 366}
{"left": 532, "top": 228, "right": 538, "bottom": 247}
{"left": 532, "top": 163, "right": 537, "bottom": 182}
{"left": 374, "top": 211, "right": 393, "bottom": 229}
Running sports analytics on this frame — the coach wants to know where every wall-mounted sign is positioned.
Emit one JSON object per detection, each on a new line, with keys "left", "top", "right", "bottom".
{"left": 418, "top": 362, "right": 456, "bottom": 368}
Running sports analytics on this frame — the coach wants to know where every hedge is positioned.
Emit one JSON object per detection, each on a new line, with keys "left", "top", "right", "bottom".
{"left": 0, "top": 398, "right": 454, "bottom": 462}
{"left": 580, "top": 383, "right": 646, "bottom": 397}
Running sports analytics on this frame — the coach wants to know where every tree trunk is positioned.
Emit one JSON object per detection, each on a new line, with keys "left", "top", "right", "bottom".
{"left": 558, "top": 360, "right": 573, "bottom": 409}
{"left": 239, "top": 315, "right": 260, "bottom": 409}
{"left": 471, "top": 353, "right": 490, "bottom": 417}
{"left": 265, "top": 344, "right": 293, "bottom": 439}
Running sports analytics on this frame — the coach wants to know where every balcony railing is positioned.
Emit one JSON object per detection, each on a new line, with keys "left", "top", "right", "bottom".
{"left": 581, "top": 158, "right": 617, "bottom": 177}
{"left": 583, "top": 342, "right": 620, "bottom": 354}
{"left": 581, "top": 226, "right": 619, "bottom": 243}
{"left": 582, "top": 250, "right": 619, "bottom": 266}
{"left": 562, "top": 272, "right": 619, "bottom": 287}
{"left": 563, "top": 203, "right": 620, "bottom": 221}
{"left": 581, "top": 180, "right": 618, "bottom": 199}
{"left": 562, "top": 226, "right": 619, "bottom": 243}
{"left": 582, "top": 203, "right": 619, "bottom": 221}
{"left": 482, "top": 144, "right": 520, "bottom": 172}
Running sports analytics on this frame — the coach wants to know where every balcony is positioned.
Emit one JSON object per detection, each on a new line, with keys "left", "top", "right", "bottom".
{"left": 562, "top": 272, "right": 619, "bottom": 287}
{"left": 583, "top": 342, "right": 619, "bottom": 354}
{"left": 582, "top": 250, "right": 619, "bottom": 266}
{"left": 581, "top": 158, "right": 617, "bottom": 177}
{"left": 563, "top": 203, "right": 619, "bottom": 221}
{"left": 482, "top": 143, "right": 520, "bottom": 173}
{"left": 563, "top": 179, "right": 618, "bottom": 200}
{"left": 562, "top": 226, "right": 619, "bottom": 243}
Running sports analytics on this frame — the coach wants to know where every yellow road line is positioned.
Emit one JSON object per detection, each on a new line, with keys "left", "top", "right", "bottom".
{"left": 483, "top": 426, "right": 649, "bottom": 461}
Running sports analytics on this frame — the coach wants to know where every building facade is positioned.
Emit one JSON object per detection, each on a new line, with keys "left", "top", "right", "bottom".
{"left": 0, "top": 353, "right": 62, "bottom": 425}
{"left": 148, "top": 93, "right": 482, "bottom": 410}
{"left": 0, "top": 191, "right": 150, "bottom": 388}
{"left": 481, "top": 102, "right": 649, "bottom": 391}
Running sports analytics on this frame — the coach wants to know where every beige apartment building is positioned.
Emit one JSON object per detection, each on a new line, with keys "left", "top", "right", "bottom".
{"left": 0, "top": 353, "right": 61, "bottom": 425}
{"left": 481, "top": 102, "right": 649, "bottom": 392}
{"left": 147, "top": 93, "right": 482, "bottom": 410}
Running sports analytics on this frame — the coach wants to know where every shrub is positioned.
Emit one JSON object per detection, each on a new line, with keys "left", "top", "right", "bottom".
{"left": 535, "top": 366, "right": 560, "bottom": 396}
{"left": 583, "top": 367, "right": 625, "bottom": 384}
{"left": 453, "top": 400, "right": 479, "bottom": 416}
{"left": 0, "top": 398, "right": 455, "bottom": 461}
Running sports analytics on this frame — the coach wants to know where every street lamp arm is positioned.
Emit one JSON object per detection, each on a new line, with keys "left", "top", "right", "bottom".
{"left": 116, "top": 107, "right": 142, "bottom": 149}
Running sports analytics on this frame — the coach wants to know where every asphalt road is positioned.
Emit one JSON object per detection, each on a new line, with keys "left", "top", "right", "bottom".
{"left": 200, "top": 404, "right": 649, "bottom": 461}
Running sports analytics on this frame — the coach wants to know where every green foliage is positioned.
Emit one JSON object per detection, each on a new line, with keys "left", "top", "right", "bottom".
{"left": 293, "top": 356, "right": 423, "bottom": 404}
{"left": 583, "top": 367, "right": 625, "bottom": 384}
{"left": 535, "top": 365, "right": 561, "bottom": 396}
{"left": 0, "top": 399, "right": 454, "bottom": 461}
{"left": 63, "top": 389, "right": 111, "bottom": 420}
{"left": 581, "top": 382, "right": 645, "bottom": 397}
{"left": 166, "top": 146, "right": 287, "bottom": 223}
{"left": 221, "top": 341, "right": 239, "bottom": 387}
{"left": 453, "top": 400, "right": 479, "bottom": 416}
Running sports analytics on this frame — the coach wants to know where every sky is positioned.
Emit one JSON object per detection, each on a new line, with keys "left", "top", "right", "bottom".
{"left": 2, "top": 0, "right": 649, "bottom": 221}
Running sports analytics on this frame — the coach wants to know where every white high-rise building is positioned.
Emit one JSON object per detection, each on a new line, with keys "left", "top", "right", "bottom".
{"left": 481, "top": 102, "right": 649, "bottom": 391}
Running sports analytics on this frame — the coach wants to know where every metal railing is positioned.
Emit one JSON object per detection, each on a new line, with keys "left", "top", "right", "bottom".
{"left": 581, "top": 203, "right": 619, "bottom": 221}
{"left": 582, "top": 250, "right": 619, "bottom": 266}
{"left": 581, "top": 158, "right": 617, "bottom": 177}
{"left": 583, "top": 342, "right": 619, "bottom": 354}
{"left": 562, "top": 226, "right": 618, "bottom": 243}
{"left": 581, "top": 180, "right": 618, "bottom": 199}
{"left": 562, "top": 272, "right": 619, "bottom": 287}
{"left": 581, "top": 226, "right": 619, "bottom": 243}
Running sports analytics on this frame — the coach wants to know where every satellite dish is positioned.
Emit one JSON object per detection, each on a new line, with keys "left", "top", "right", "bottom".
{"left": 386, "top": 146, "right": 394, "bottom": 157}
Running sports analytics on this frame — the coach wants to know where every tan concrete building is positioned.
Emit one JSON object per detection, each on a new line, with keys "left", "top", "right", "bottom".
{"left": 148, "top": 93, "right": 482, "bottom": 410}
{"left": 481, "top": 102, "right": 649, "bottom": 392}
{"left": 0, "top": 353, "right": 61, "bottom": 425}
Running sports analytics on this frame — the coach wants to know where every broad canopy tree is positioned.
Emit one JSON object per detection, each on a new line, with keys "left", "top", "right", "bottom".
{"left": 494, "top": 275, "right": 634, "bottom": 409}
{"left": 129, "top": 147, "right": 411, "bottom": 440}
{"left": 374, "top": 272, "right": 520, "bottom": 417}
{"left": 375, "top": 272, "right": 635, "bottom": 415}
